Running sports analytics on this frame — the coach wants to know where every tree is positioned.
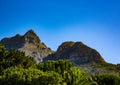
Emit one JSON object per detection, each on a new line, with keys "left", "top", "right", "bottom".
{"left": 0, "top": 44, "right": 8, "bottom": 73}
{"left": 42, "top": 60, "right": 74, "bottom": 74}
{"left": 5, "top": 49, "right": 35, "bottom": 68}
{"left": 0, "top": 44, "right": 35, "bottom": 74}
{"left": 63, "top": 67, "right": 97, "bottom": 85}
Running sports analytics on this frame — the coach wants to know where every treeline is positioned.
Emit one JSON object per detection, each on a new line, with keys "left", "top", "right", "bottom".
{"left": 0, "top": 44, "right": 120, "bottom": 85}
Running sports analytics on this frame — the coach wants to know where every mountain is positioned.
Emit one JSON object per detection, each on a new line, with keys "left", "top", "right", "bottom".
{"left": 44, "top": 41, "right": 106, "bottom": 64}
{"left": 56, "top": 41, "right": 106, "bottom": 64}
{"left": 0, "top": 29, "right": 119, "bottom": 75}
{"left": 0, "top": 30, "right": 53, "bottom": 63}
{"left": 43, "top": 41, "right": 120, "bottom": 75}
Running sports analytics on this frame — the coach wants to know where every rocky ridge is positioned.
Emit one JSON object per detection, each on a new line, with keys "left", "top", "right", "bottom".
{"left": 0, "top": 30, "right": 53, "bottom": 63}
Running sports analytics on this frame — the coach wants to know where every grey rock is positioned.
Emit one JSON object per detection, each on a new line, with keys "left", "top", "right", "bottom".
{"left": 0, "top": 29, "right": 53, "bottom": 63}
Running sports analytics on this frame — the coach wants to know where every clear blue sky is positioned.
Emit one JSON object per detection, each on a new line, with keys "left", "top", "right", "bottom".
{"left": 0, "top": 0, "right": 120, "bottom": 64}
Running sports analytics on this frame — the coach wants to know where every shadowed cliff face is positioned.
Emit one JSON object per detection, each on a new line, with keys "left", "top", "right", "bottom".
{"left": 0, "top": 30, "right": 53, "bottom": 63}
{"left": 44, "top": 41, "right": 106, "bottom": 65}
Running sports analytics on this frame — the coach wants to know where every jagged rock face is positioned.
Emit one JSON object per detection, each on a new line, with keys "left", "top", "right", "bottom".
{"left": 23, "top": 30, "right": 41, "bottom": 44}
{"left": 44, "top": 41, "right": 106, "bottom": 65}
{"left": 0, "top": 30, "right": 53, "bottom": 63}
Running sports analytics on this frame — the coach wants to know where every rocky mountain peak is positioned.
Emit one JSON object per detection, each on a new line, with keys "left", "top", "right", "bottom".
{"left": 56, "top": 41, "right": 86, "bottom": 55}
{"left": 15, "top": 34, "right": 22, "bottom": 37}
{"left": 0, "top": 29, "right": 53, "bottom": 63}
{"left": 44, "top": 41, "right": 106, "bottom": 65}
{"left": 23, "top": 29, "right": 41, "bottom": 44}
{"left": 24, "top": 29, "right": 36, "bottom": 36}
{"left": 56, "top": 41, "right": 75, "bottom": 52}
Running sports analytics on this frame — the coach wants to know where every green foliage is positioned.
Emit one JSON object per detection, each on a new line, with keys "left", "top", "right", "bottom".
{"left": 0, "top": 44, "right": 120, "bottom": 85}
{"left": 37, "top": 60, "right": 98, "bottom": 85}
{"left": 92, "top": 74, "right": 120, "bottom": 85}
{"left": 36, "top": 63, "right": 44, "bottom": 70}
{"left": 42, "top": 60, "right": 74, "bottom": 73}
{"left": 0, "top": 59, "right": 120, "bottom": 85}
{"left": 6, "top": 49, "right": 35, "bottom": 68}
{"left": 32, "top": 71, "right": 63, "bottom": 85}
{"left": 61, "top": 41, "right": 75, "bottom": 46}
{"left": 63, "top": 67, "right": 97, "bottom": 85}
{"left": 0, "top": 44, "right": 35, "bottom": 74}
{"left": 0, "top": 66, "right": 63, "bottom": 85}
{"left": 0, "top": 44, "right": 7, "bottom": 57}
{"left": 0, "top": 44, "right": 8, "bottom": 73}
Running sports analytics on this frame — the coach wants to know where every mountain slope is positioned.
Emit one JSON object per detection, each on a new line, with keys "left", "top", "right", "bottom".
{"left": 0, "top": 30, "right": 53, "bottom": 63}
{"left": 43, "top": 41, "right": 120, "bottom": 75}
{"left": 44, "top": 41, "right": 106, "bottom": 64}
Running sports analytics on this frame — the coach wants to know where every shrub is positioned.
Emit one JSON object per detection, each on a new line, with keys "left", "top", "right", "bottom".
{"left": 92, "top": 74, "right": 120, "bottom": 85}
{"left": 0, "top": 66, "right": 63, "bottom": 85}
{"left": 42, "top": 60, "right": 74, "bottom": 73}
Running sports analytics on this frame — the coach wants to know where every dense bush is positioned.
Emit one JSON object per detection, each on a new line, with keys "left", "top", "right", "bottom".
{"left": 6, "top": 49, "right": 35, "bottom": 68}
{"left": 39, "top": 60, "right": 74, "bottom": 73}
{"left": 63, "top": 67, "right": 98, "bottom": 85}
{"left": 0, "top": 44, "right": 7, "bottom": 73}
{"left": 0, "top": 44, "right": 35, "bottom": 74}
{"left": 92, "top": 74, "right": 120, "bottom": 85}
{"left": 0, "top": 66, "right": 63, "bottom": 85}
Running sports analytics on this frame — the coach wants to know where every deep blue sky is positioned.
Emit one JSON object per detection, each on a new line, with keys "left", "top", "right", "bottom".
{"left": 0, "top": 0, "right": 120, "bottom": 64}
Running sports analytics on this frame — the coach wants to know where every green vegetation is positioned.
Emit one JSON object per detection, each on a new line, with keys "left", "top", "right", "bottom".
{"left": 0, "top": 44, "right": 34, "bottom": 74}
{"left": 0, "top": 66, "right": 62, "bottom": 85}
{"left": 61, "top": 41, "right": 75, "bottom": 46}
{"left": 92, "top": 74, "right": 120, "bottom": 85}
{"left": 0, "top": 44, "right": 120, "bottom": 85}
